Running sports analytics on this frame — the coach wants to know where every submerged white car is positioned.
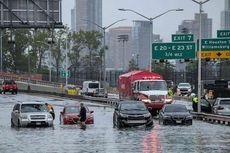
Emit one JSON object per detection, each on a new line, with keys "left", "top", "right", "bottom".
{"left": 11, "top": 102, "right": 53, "bottom": 127}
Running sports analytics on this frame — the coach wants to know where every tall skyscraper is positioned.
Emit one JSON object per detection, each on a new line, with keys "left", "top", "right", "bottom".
{"left": 72, "top": 0, "right": 102, "bottom": 32}
{"left": 221, "top": 0, "right": 230, "bottom": 29}
{"left": 176, "top": 13, "right": 212, "bottom": 72}
{"left": 132, "top": 20, "right": 153, "bottom": 70}
{"left": 106, "top": 27, "right": 133, "bottom": 70}
{"left": 177, "top": 13, "right": 212, "bottom": 40}
{"left": 71, "top": 8, "right": 76, "bottom": 31}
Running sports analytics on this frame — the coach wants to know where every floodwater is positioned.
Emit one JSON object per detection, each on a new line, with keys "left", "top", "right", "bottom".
{"left": 0, "top": 93, "right": 230, "bottom": 153}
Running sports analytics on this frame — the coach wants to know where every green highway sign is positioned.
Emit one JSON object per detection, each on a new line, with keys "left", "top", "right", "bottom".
{"left": 217, "top": 30, "right": 230, "bottom": 38}
{"left": 60, "top": 70, "right": 70, "bottom": 78}
{"left": 152, "top": 42, "right": 195, "bottom": 59}
{"left": 199, "top": 38, "right": 230, "bottom": 51}
{"left": 172, "top": 34, "right": 194, "bottom": 42}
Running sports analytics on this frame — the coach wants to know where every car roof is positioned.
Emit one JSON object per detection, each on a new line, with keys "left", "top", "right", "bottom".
{"left": 64, "top": 104, "right": 80, "bottom": 107}
{"left": 17, "top": 101, "right": 45, "bottom": 105}
{"left": 119, "top": 100, "right": 144, "bottom": 104}
{"left": 164, "top": 104, "right": 187, "bottom": 108}
{"left": 216, "top": 97, "right": 230, "bottom": 100}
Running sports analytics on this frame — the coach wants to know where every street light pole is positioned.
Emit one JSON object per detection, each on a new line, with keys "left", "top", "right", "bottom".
{"left": 65, "top": 35, "right": 68, "bottom": 86}
{"left": 0, "top": 30, "right": 2, "bottom": 73}
{"left": 81, "top": 19, "right": 126, "bottom": 87}
{"left": 191, "top": 0, "right": 210, "bottom": 113}
{"left": 118, "top": 8, "right": 183, "bottom": 72}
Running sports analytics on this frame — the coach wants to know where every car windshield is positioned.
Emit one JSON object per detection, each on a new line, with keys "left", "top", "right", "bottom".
{"left": 21, "top": 104, "right": 47, "bottom": 113}
{"left": 220, "top": 100, "right": 230, "bottom": 105}
{"left": 139, "top": 81, "right": 167, "bottom": 91}
{"left": 120, "top": 102, "right": 147, "bottom": 111}
{"left": 89, "top": 83, "right": 99, "bottom": 88}
{"left": 178, "top": 83, "right": 191, "bottom": 87}
{"left": 164, "top": 105, "right": 188, "bottom": 112}
{"left": 65, "top": 106, "right": 80, "bottom": 113}
{"left": 4, "top": 80, "right": 15, "bottom": 84}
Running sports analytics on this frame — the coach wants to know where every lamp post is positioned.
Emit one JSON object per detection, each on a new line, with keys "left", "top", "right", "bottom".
{"left": 118, "top": 8, "right": 183, "bottom": 72}
{"left": 65, "top": 35, "right": 68, "bottom": 86}
{"left": 191, "top": 0, "right": 210, "bottom": 113}
{"left": 81, "top": 19, "right": 126, "bottom": 87}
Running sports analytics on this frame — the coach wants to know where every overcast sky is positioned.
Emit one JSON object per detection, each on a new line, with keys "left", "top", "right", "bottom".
{"left": 62, "top": 0, "right": 224, "bottom": 42}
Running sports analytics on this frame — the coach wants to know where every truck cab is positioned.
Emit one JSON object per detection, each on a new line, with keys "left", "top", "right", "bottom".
{"left": 132, "top": 79, "right": 173, "bottom": 111}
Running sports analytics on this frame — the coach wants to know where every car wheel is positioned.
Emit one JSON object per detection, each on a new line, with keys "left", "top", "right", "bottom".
{"left": 15, "top": 90, "right": 18, "bottom": 94}
{"left": 3, "top": 91, "right": 5, "bottom": 94}
{"left": 11, "top": 91, "right": 14, "bottom": 94}
{"left": 117, "top": 120, "right": 122, "bottom": 129}
{"left": 59, "top": 115, "right": 63, "bottom": 124}
{"left": 11, "top": 118, "right": 14, "bottom": 127}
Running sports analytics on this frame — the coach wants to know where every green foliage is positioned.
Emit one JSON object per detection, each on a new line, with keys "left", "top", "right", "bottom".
{"left": 128, "top": 59, "right": 139, "bottom": 71}
{"left": 153, "top": 62, "right": 175, "bottom": 80}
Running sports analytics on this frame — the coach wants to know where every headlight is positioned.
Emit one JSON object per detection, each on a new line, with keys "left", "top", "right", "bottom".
{"left": 188, "top": 89, "right": 191, "bottom": 92}
{"left": 186, "top": 115, "right": 193, "bottom": 119}
{"left": 142, "top": 99, "right": 151, "bottom": 103}
{"left": 163, "top": 115, "right": 171, "bottom": 119}
{"left": 144, "top": 113, "right": 151, "bottom": 118}
{"left": 48, "top": 114, "right": 53, "bottom": 119}
{"left": 119, "top": 113, "right": 128, "bottom": 118}
{"left": 20, "top": 114, "right": 28, "bottom": 119}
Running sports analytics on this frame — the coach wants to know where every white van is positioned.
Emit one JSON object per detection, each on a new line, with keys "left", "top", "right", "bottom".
{"left": 82, "top": 81, "right": 100, "bottom": 96}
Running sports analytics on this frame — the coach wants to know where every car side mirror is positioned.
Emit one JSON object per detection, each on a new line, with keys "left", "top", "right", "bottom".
{"left": 115, "top": 108, "right": 118, "bottom": 111}
{"left": 90, "top": 111, "right": 94, "bottom": 113}
{"left": 60, "top": 111, "right": 63, "bottom": 115}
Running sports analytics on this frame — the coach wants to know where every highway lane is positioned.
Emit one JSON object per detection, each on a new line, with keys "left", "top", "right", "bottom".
{"left": 0, "top": 93, "right": 229, "bottom": 153}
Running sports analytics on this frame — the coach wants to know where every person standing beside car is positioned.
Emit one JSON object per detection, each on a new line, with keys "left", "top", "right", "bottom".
{"left": 192, "top": 95, "right": 198, "bottom": 112}
{"left": 45, "top": 103, "right": 55, "bottom": 120}
{"left": 79, "top": 103, "right": 87, "bottom": 129}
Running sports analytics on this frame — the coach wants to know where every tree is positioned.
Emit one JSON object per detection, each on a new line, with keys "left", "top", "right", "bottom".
{"left": 128, "top": 59, "right": 139, "bottom": 71}
{"left": 154, "top": 62, "right": 175, "bottom": 80}
{"left": 32, "top": 30, "right": 49, "bottom": 72}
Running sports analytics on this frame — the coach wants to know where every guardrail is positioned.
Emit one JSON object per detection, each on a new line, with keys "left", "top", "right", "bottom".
{"left": 0, "top": 74, "right": 62, "bottom": 88}
{"left": 192, "top": 112, "right": 230, "bottom": 126}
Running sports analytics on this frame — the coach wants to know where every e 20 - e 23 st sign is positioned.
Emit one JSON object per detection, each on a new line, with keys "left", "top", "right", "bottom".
{"left": 152, "top": 42, "right": 196, "bottom": 59}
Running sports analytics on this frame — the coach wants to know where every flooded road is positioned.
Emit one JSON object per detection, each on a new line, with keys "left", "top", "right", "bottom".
{"left": 0, "top": 93, "right": 230, "bottom": 153}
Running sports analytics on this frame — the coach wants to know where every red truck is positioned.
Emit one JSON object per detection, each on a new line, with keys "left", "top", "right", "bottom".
{"left": 118, "top": 70, "right": 173, "bottom": 115}
{"left": 2, "top": 80, "right": 18, "bottom": 94}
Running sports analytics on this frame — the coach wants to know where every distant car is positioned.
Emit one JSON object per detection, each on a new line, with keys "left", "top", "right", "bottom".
{"left": 2, "top": 80, "right": 18, "bottom": 94}
{"left": 60, "top": 104, "right": 94, "bottom": 125}
{"left": 177, "top": 83, "right": 192, "bottom": 96}
{"left": 113, "top": 100, "right": 153, "bottom": 128}
{"left": 159, "top": 104, "right": 193, "bottom": 125}
{"left": 212, "top": 97, "right": 230, "bottom": 116}
{"left": 64, "top": 84, "right": 77, "bottom": 95}
{"left": 11, "top": 102, "right": 53, "bottom": 127}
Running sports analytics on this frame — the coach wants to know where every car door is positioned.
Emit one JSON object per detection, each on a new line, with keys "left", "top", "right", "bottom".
{"left": 212, "top": 99, "right": 219, "bottom": 114}
{"left": 12, "top": 104, "right": 20, "bottom": 125}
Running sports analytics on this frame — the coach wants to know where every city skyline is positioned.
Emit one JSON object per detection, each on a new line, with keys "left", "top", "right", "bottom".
{"left": 62, "top": 0, "right": 224, "bottom": 42}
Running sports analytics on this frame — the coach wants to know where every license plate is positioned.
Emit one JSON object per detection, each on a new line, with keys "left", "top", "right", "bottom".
{"left": 127, "top": 120, "right": 146, "bottom": 124}
{"left": 36, "top": 122, "right": 41, "bottom": 125}
{"left": 176, "top": 120, "right": 182, "bottom": 124}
